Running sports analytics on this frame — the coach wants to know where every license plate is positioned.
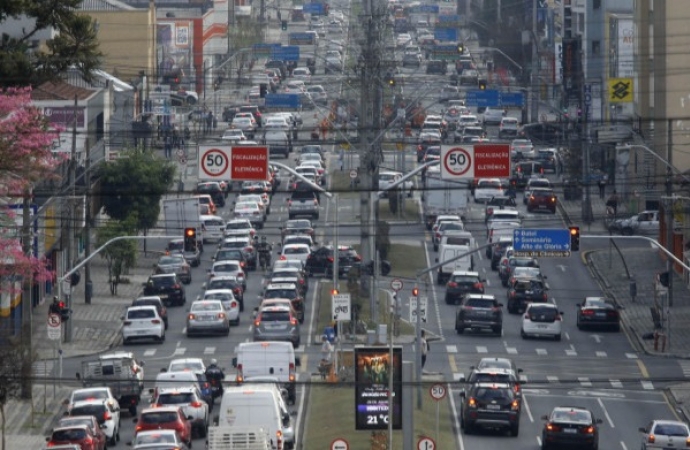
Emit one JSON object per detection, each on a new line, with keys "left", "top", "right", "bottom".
{"left": 595, "top": 312, "right": 606, "bottom": 318}
{"left": 536, "top": 324, "right": 548, "bottom": 329}
{"left": 564, "top": 428, "right": 577, "bottom": 434}
{"left": 485, "top": 404, "right": 501, "bottom": 410}
{"left": 538, "top": 205, "right": 547, "bottom": 209}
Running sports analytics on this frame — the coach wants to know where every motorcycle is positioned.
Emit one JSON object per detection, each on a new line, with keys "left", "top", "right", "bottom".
{"left": 259, "top": 250, "right": 271, "bottom": 270}
{"left": 205, "top": 368, "right": 225, "bottom": 400}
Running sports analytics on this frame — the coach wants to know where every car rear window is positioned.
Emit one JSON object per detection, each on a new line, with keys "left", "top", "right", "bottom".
{"left": 446, "top": 236, "right": 471, "bottom": 246}
{"left": 191, "top": 302, "right": 222, "bottom": 312}
{"left": 265, "top": 289, "right": 297, "bottom": 299}
{"left": 141, "top": 412, "right": 179, "bottom": 424}
{"left": 464, "top": 298, "right": 494, "bottom": 308}
{"left": 204, "top": 219, "right": 225, "bottom": 227}
{"left": 52, "top": 429, "right": 87, "bottom": 441}
{"left": 532, "top": 190, "right": 555, "bottom": 197}
{"left": 473, "top": 387, "right": 513, "bottom": 401}
{"left": 291, "top": 191, "right": 318, "bottom": 200}
{"left": 128, "top": 309, "right": 155, "bottom": 319}
{"left": 158, "top": 393, "right": 195, "bottom": 405}
{"left": 70, "top": 404, "right": 106, "bottom": 418}
{"left": 150, "top": 277, "right": 174, "bottom": 287}
{"left": 215, "top": 263, "right": 240, "bottom": 272}
{"left": 452, "top": 275, "right": 478, "bottom": 283}
{"left": 260, "top": 311, "right": 291, "bottom": 322}
{"left": 528, "top": 307, "right": 557, "bottom": 321}
{"left": 471, "top": 373, "right": 512, "bottom": 384}
{"left": 208, "top": 279, "right": 238, "bottom": 290}
{"left": 653, "top": 423, "right": 689, "bottom": 436}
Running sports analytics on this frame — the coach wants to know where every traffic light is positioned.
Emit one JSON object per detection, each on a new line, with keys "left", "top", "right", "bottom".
{"left": 259, "top": 83, "right": 268, "bottom": 98}
{"left": 412, "top": 287, "right": 419, "bottom": 296}
{"left": 569, "top": 226, "right": 580, "bottom": 251}
{"left": 478, "top": 80, "right": 487, "bottom": 90}
{"left": 331, "top": 288, "right": 339, "bottom": 295}
{"left": 457, "top": 44, "right": 464, "bottom": 54}
{"left": 52, "top": 299, "right": 70, "bottom": 322}
{"left": 184, "top": 228, "right": 197, "bottom": 252}
{"left": 281, "top": 20, "right": 288, "bottom": 30}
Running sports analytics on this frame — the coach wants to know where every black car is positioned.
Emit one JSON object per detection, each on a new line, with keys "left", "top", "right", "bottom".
{"left": 444, "top": 271, "right": 485, "bottom": 304}
{"left": 426, "top": 60, "right": 447, "bottom": 75}
{"left": 204, "top": 275, "right": 244, "bottom": 311}
{"left": 518, "top": 122, "right": 565, "bottom": 146}
{"left": 455, "top": 294, "right": 502, "bottom": 335}
{"left": 490, "top": 238, "right": 513, "bottom": 271}
{"left": 132, "top": 296, "right": 168, "bottom": 329}
{"left": 305, "top": 245, "right": 361, "bottom": 277}
{"left": 506, "top": 277, "right": 549, "bottom": 314}
{"left": 576, "top": 296, "right": 621, "bottom": 331}
{"left": 143, "top": 274, "right": 186, "bottom": 307}
{"left": 459, "top": 368, "right": 523, "bottom": 397}
{"left": 500, "top": 256, "right": 540, "bottom": 286}
{"left": 541, "top": 406, "right": 601, "bottom": 450}
{"left": 196, "top": 181, "right": 225, "bottom": 208}
{"left": 460, "top": 383, "right": 520, "bottom": 436}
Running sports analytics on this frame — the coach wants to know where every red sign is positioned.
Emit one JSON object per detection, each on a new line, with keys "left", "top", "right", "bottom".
{"left": 230, "top": 146, "right": 269, "bottom": 181}
{"left": 473, "top": 144, "right": 510, "bottom": 178}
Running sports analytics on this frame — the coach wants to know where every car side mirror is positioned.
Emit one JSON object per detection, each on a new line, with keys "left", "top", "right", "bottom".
{"left": 120, "top": 316, "right": 125, "bottom": 321}
{"left": 459, "top": 390, "right": 466, "bottom": 398}
{"left": 187, "top": 415, "right": 194, "bottom": 421}
{"left": 132, "top": 417, "right": 138, "bottom": 423}
{"left": 541, "top": 415, "right": 549, "bottom": 420}
{"left": 75, "top": 372, "right": 81, "bottom": 380}
{"left": 638, "top": 427, "right": 646, "bottom": 433}
{"left": 543, "top": 275, "right": 548, "bottom": 279}
{"left": 560, "top": 311, "right": 564, "bottom": 315}
{"left": 596, "top": 419, "right": 603, "bottom": 424}
{"left": 148, "top": 388, "right": 154, "bottom": 394}
{"left": 497, "top": 303, "right": 504, "bottom": 307}
{"left": 232, "top": 357, "right": 238, "bottom": 368}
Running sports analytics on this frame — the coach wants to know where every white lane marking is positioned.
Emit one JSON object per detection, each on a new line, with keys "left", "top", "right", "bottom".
{"left": 597, "top": 397, "right": 615, "bottom": 428}
{"left": 610, "top": 379, "right": 623, "bottom": 388}
{"left": 565, "top": 332, "right": 570, "bottom": 341}
{"left": 579, "top": 377, "right": 592, "bottom": 387}
{"left": 565, "top": 348, "right": 577, "bottom": 356}
{"left": 306, "top": 280, "right": 320, "bottom": 347}
{"left": 551, "top": 297, "right": 557, "bottom": 306}
{"left": 621, "top": 441, "right": 628, "bottom": 450}
{"left": 173, "top": 347, "right": 186, "bottom": 355}
{"left": 641, "top": 380, "right": 654, "bottom": 390}
{"left": 506, "top": 347, "right": 518, "bottom": 354}
{"left": 521, "top": 391, "right": 534, "bottom": 423}
{"left": 536, "top": 348, "right": 547, "bottom": 355}
{"left": 547, "top": 375, "right": 559, "bottom": 383}
{"left": 423, "top": 240, "right": 444, "bottom": 338}
{"left": 294, "top": 345, "right": 305, "bottom": 353}
{"left": 204, "top": 347, "right": 215, "bottom": 355}
{"left": 476, "top": 346, "right": 488, "bottom": 353}
{"left": 626, "top": 353, "right": 638, "bottom": 359}
{"left": 596, "top": 351, "right": 607, "bottom": 357}
{"left": 143, "top": 349, "right": 156, "bottom": 357}
{"left": 446, "top": 345, "right": 458, "bottom": 354}
{"left": 449, "top": 386, "right": 465, "bottom": 450}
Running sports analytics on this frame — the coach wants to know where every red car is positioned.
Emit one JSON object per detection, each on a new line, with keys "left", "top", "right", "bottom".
{"left": 46, "top": 425, "right": 104, "bottom": 450}
{"left": 134, "top": 406, "right": 192, "bottom": 447}
{"left": 57, "top": 416, "right": 107, "bottom": 450}
{"left": 526, "top": 188, "right": 557, "bottom": 214}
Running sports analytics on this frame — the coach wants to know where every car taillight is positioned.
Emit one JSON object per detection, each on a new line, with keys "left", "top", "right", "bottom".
{"left": 354, "top": 255, "right": 362, "bottom": 261}
{"left": 313, "top": 199, "right": 318, "bottom": 205}
{"left": 510, "top": 291, "right": 516, "bottom": 298}
{"left": 234, "top": 288, "right": 242, "bottom": 294}
{"left": 190, "top": 401, "right": 203, "bottom": 407}
{"left": 254, "top": 319, "right": 261, "bottom": 327}
{"left": 188, "top": 314, "right": 196, "bottom": 320}
{"left": 447, "top": 282, "right": 457, "bottom": 288}
{"left": 280, "top": 255, "right": 287, "bottom": 260}
{"left": 103, "top": 411, "right": 112, "bottom": 420}
{"left": 546, "top": 423, "right": 561, "bottom": 432}
{"left": 327, "top": 256, "right": 334, "bottom": 262}
{"left": 218, "top": 313, "right": 226, "bottom": 319}
{"left": 542, "top": 293, "right": 548, "bottom": 301}
{"left": 555, "top": 314, "right": 562, "bottom": 321}
{"left": 288, "top": 200, "right": 292, "bottom": 206}
{"left": 152, "top": 319, "right": 161, "bottom": 324}
{"left": 510, "top": 400, "right": 520, "bottom": 411}
{"left": 647, "top": 434, "right": 655, "bottom": 443}
{"left": 467, "top": 397, "right": 477, "bottom": 408}
{"left": 474, "top": 282, "right": 483, "bottom": 290}
{"left": 124, "top": 321, "right": 132, "bottom": 326}
{"left": 231, "top": 301, "right": 238, "bottom": 309}
{"left": 135, "top": 424, "right": 144, "bottom": 432}
{"left": 582, "top": 426, "right": 595, "bottom": 434}
{"left": 299, "top": 279, "right": 304, "bottom": 285}
{"left": 240, "top": 261, "right": 246, "bottom": 267}
{"left": 290, "top": 317, "right": 298, "bottom": 325}
{"left": 289, "top": 362, "right": 296, "bottom": 382}
{"left": 582, "top": 309, "right": 595, "bottom": 316}
{"left": 174, "top": 284, "right": 181, "bottom": 289}
{"left": 435, "top": 232, "right": 441, "bottom": 238}
{"left": 487, "top": 208, "right": 493, "bottom": 215}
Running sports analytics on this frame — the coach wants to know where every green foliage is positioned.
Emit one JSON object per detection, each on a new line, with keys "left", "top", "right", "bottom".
{"left": 0, "top": 0, "right": 102, "bottom": 87}
{"left": 96, "top": 215, "right": 138, "bottom": 283}
{"left": 98, "top": 149, "right": 175, "bottom": 232}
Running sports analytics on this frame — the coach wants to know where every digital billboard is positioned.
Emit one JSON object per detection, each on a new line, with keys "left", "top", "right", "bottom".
{"left": 354, "top": 346, "right": 402, "bottom": 430}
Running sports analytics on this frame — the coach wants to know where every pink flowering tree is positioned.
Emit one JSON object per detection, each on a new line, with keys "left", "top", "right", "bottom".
{"left": 0, "top": 87, "right": 63, "bottom": 410}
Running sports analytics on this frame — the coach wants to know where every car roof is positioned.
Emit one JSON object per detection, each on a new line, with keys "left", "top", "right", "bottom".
{"left": 450, "top": 270, "right": 480, "bottom": 277}
{"left": 127, "top": 305, "right": 158, "bottom": 313}
{"left": 266, "top": 283, "right": 298, "bottom": 289}
{"left": 465, "top": 294, "right": 495, "bottom": 300}
{"left": 140, "top": 406, "right": 182, "bottom": 414}
{"left": 157, "top": 386, "right": 197, "bottom": 394}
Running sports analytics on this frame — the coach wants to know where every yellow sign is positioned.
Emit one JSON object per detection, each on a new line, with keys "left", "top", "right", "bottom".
{"left": 340, "top": 142, "right": 350, "bottom": 151}
{"left": 396, "top": 142, "right": 404, "bottom": 151}
{"left": 608, "top": 78, "right": 633, "bottom": 103}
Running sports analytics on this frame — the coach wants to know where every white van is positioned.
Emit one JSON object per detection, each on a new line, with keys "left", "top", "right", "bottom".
{"left": 439, "top": 230, "right": 475, "bottom": 250}
{"left": 233, "top": 341, "right": 298, "bottom": 405}
{"left": 217, "top": 385, "right": 292, "bottom": 450}
{"left": 200, "top": 214, "right": 225, "bottom": 243}
{"left": 435, "top": 244, "right": 473, "bottom": 285}
{"left": 264, "top": 130, "right": 290, "bottom": 159}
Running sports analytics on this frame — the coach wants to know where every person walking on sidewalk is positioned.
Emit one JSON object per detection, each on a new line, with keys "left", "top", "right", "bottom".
{"left": 598, "top": 177, "right": 606, "bottom": 199}
{"left": 606, "top": 190, "right": 619, "bottom": 218}
{"left": 420, "top": 330, "right": 429, "bottom": 369}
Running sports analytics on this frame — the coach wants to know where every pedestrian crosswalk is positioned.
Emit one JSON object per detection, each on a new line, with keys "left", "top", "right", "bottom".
{"left": 679, "top": 360, "right": 690, "bottom": 377}
{"left": 443, "top": 344, "right": 642, "bottom": 359}
{"left": 32, "top": 360, "right": 54, "bottom": 378}
{"left": 141, "top": 345, "right": 307, "bottom": 359}
{"left": 451, "top": 372, "right": 657, "bottom": 391}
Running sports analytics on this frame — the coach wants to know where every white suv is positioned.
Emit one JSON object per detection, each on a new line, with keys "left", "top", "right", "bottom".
{"left": 152, "top": 386, "right": 209, "bottom": 438}
{"left": 121, "top": 306, "right": 165, "bottom": 344}
{"left": 521, "top": 303, "right": 563, "bottom": 341}
{"left": 66, "top": 397, "right": 121, "bottom": 445}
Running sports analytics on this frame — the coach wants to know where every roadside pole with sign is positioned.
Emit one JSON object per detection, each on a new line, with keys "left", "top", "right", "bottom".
{"left": 429, "top": 383, "right": 447, "bottom": 443}
{"left": 47, "top": 313, "right": 62, "bottom": 396}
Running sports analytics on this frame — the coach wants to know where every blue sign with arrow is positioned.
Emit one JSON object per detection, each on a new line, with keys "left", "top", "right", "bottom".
{"left": 303, "top": 2, "right": 324, "bottom": 14}
{"left": 512, "top": 229, "right": 571, "bottom": 257}
{"left": 264, "top": 93, "right": 301, "bottom": 109}
{"left": 434, "top": 28, "right": 457, "bottom": 42}
{"left": 500, "top": 92, "right": 525, "bottom": 107}
{"left": 465, "top": 90, "right": 500, "bottom": 107}
{"left": 272, "top": 45, "right": 300, "bottom": 61}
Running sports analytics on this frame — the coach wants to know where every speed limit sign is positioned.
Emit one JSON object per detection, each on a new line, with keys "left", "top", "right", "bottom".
{"left": 441, "top": 146, "right": 472, "bottom": 179}
{"left": 198, "top": 145, "right": 230, "bottom": 180}
{"left": 429, "top": 383, "right": 447, "bottom": 401}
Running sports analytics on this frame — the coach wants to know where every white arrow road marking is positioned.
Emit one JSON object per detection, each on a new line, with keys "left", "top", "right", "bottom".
{"left": 591, "top": 334, "right": 602, "bottom": 343}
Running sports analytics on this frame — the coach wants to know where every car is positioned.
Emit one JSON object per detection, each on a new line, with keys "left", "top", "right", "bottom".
{"left": 207, "top": 260, "right": 246, "bottom": 291}
{"left": 165, "top": 238, "right": 201, "bottom": 267}
{"left": 460, "top": 382, "right": 520, "bottom": 436}
{"left": 507, "top": 276, "right": 549, "bottom": 314}
{"left": 150, "top": 387, "right": 209, "bottom": 437}
{"left": 142, "top": 273, "right": 186, "bottom": 307}
{"left": 439, "top": 85, "right": 461, "bottom": 102}
{"left": 509, "top": 139, "right": 536, "bottom": 160}
{"left": 131, "top": 429, "right": 189, "bottom": 450}
{"left": 280, "top": 219, "right": 315, "bottom": 242}
{"left": 213, "top": 248, "right": 249, "bottom": 271}
{"left": 474, "top": 178, "right": 506, "bottom": 203}
{"left": 518, "top": 122, "right": 565, "bottom": 145}
{"left": 459, "top": 69, "right": 479, "bottom": 86}
{"left": 498, "top": 117, "right": 519, "bottom": 138}
{"left": 541, "top": 406, "right": 602, "bottom": 450}
{"left": 535, "top": 147, "right": 559, "bottom": 172}
{"left": 56, "top": 416, "right": 107, "bottom": 450}
{"left": 426, "top": 60, "right": 447, "bottom": 75}
{"left": 378, "top": 171, "right": 413, "bottom": 195}
{"left": 64, "top": 397, "right": 121, "bottom": 445}
{"left": 455, "top": 294, "right": 502, "bottom": 335}
{"left": 267, "top": 266, "right": 308, "bottom": 293}
{"left": 499, "top": 256, "right": 540, "bottom": 286}
{"left": 280, "top": 243, "right": 311, "bottom": 265}
{"left": 131, "top": 296, "right": 168, "bottom": 329}
{"left": 167, "top": 358, "right": 206, "bottom": 373}
{"left": 458, "top": 126, "right": 485, "bottom": 143}
{"left": 416, "top": 135, "right": 442, "bottom": 162}
{"left": 154, "top": 254, "right": 192, "bottom": 285}
{"left": 262, "top": 282, "right": 305, "bottom": 323}
{"left": 510, "top": 161, "right": 545, "bottom": 189}
{"left": 489, "top": 237, "right": 514, "bottom": 270}
{"left": 444, "top": 271, "right": 485, "bottom": 304}
{"left": 306, "top": 85, "right": 328, "bottom": 105}
{"left": 238, "top": 192, "right": 270, "bottom": 216}
{"left": 199, "top": 289, "right": 241, "bottom": 325}
{"left": 639, "top": 420, "right": 690, "bottom": 450}
{"left": 521, "top": 303, "right": 563, "bottom": 340}
{"left": 224, "top": 218, "right": 256, "bottom": 239}
{"left": 576, "top": 296, "right": 621, "bottom": 331}
{"left": 230, "top": 116, "right": 256, "bottom": 137}
{"left": 240, "top": 180, "right": 271, "bottom": 195}
{"left": 121, "top": 306, "right": 165, "bottom": 344}
{"left": 203, "top": 275, "right": 245, "bottom": 310}
{"left": 526, "top": 188, "right": 557, "bottom": 214}
{"left": 46, "top": 426, "right": 104, "bottom": 450}
{"left": 186, "top": 299, "right": 230, "bottom": 336}
{"left": 459, "top": 367, "right": 523, "bottom": 397}
{"left": 282, "top": 234, "right": 315, "bottom": 249}
{"left": 508, "top": 266, "right": 547, "bottom": 286}
{"left": 483, "top": 107, "right": 506, "bottom": 125}
{"left": 523, "top": 178, "right": 551, "bottom": 204}
{"left": 484, "top": 196, "right": 517, "bottom": 219}
{"left": 288, "top": 189, "right": 320, "bottom": 220}
{"left": 253, "top": 304, "right": 301, "bottom": 348}
{"left": 402, "top": 53, "right": 422, "bottom": 67}
{"left": 305, "top": 245, "right": 361, "bottom": 277}
{"left": 291, "top": 67, "right": 311, "bottom": 82}
{"left": 219, "top": 236, "right": 257, "bottom": 270}
{"left": 433, "top": 221, "right": 465, "bottom": 251}
{"left": 133, "top": 406, "right": 192, "bottom": 446}
{"left": 196, "top": 181, "right": 226, "bottom": 208}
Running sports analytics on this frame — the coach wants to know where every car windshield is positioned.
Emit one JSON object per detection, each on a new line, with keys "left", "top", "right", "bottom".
{"left": 150, "top": 277, "right": 175, "bottom": 287}
{"left": 226, "top": 222, "right": 250, "bottom": 230}
{"left": 464, "top": 298, "right": 494, "bottom": 308}
{"left": 207, "top": 279, "right": 238, "bottom": 290}
{"left": 552, "top": 410, "right": 592, "bottom": 424}
{"left": 452, "top": 275, "right": 478, "bottom": 283}
{"left": 472, "top": 373, "right": 512, "bottom": 384}
{"left": 52, "top": 429, "right": 87, "bottom": 441}
{"left": 70, "top": 404, "right": 106, "bottom": 418}
{"left": 157, "top": 393, "right": 194, "bottom": 405}
{"left": 72, "top": 390, "right": 108, "bottom": 402}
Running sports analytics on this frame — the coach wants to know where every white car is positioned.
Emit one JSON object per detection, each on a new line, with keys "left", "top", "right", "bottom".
{"left": 200, "top": 289, "right": 241, "bottom": 325}
{"left": 483, "top": 107, "right": 505, "bottom": 125}
{"left": 280, "top": 243, "right": 311, "bottom": 265}
{"left": 292, "top": 68, "right": 312, "bottom": 82}
{"left": 639, "top": 420, "right": 690, "bottom": 450}
{"left": 208, "top": 260, "right": 245, "bottom": 283}
{"left": 306, "top": 85, "right": 328, "bottom": 104}
{"left": 224, "top": 218, "right": 256, "bottom": 238}
{"left": 510, "top": 139, "right": 536, "bottom": 159}
{"left": 238, "top": 193, "right": 270, "bottom": 215}
{"left": 231, "top": 117, "right": 256, "bottom": 136}
{"left": 521, "top": 303, "right": 563, "bottom": 341}
{"left": 474, "top": 178, "right": 506, "bottom": 203}
{"left": 133, "top": 429, "right": 187, "bottom": 449}
{"left": 121, "top": 306, "right": 165, "bottom": 344}
{"left": 378, "top": 171, "right": 413, "bottom": 195}
{"left": 168, "top": 357, "right": 206, "bottom": 373}
{"left": 234, "top": 201, "right": 264, "bottom": 228}
{"left": 67, "top": 397, "right": 121, "bottom": 445}
{"left": 221, "top": 129, "right": 246, "bottom": 141}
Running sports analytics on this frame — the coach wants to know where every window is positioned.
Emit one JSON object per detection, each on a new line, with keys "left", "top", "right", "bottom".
{"left": 593, "top": 0, "right": 601, "bottom": 9}
{"left": 592, "top": 40, "right": 601, "bottom": 55}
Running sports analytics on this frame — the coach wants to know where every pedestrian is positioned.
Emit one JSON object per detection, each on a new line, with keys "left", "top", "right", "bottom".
{"left": 606, "top": 190, "right": 619, "bottom": 217}
{"left": 598, "top": 178, "right": 606, "bottom": 199}
{"left": 206, "top": 111, "right": 213, "bottom": 134}
{"left": 420, "top": 330, "right": 429, "bottom": 369}
{"left": 320, "top": 335, "right": 334, "bottom": 363}
{"left": 164, "top": 134, "right": 172, "bottom": 159}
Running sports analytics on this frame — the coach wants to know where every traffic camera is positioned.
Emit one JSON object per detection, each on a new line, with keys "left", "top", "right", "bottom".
{"left": 569, "top": 226, "right": 580, "bottom": 251}
{"left": 184, "top": 228, "right": 197, "bottom": 252}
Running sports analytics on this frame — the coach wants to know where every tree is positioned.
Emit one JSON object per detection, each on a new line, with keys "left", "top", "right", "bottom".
{"left": 96, "top": 215, "right": 137, "bottom": 295}
{"left": 98, "top": 149, "right": 175, "bottom": 233}
{"left": 0, "top": 0, "right": 102, "bottom": 88}
{"left": 0, "top": 335, "right": 35, "bottom": 450}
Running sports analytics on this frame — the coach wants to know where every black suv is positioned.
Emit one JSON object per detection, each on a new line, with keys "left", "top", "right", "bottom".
{"left": 460, "top": 382, "right": 521, "bottom": 436}
{"left": 490, "top": 238, "right": 513, "bottom": 271}
{"left": 196, "top": 181, "right": 225, "bottom": 208}
{"left": 444, "top": 271, "right": 485, "bottom": 304}
{"left": 143, "top": 274, "right": 186, "bottom": 307}
{"left": 305, "top": 245, "right": 361, "bottom": 277}
{"left": 506, "top": 277, "right": 549, "bottom": 314}
{"left": 455, "top": 294, "right": 503, "bottom": 335}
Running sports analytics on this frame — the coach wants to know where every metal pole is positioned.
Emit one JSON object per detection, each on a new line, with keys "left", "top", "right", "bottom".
{"left": 415, "top": 276, "right": 421, "bottom": 409}
{"left": 65, "top": 94, "right": 78, "bottom": 343}
{"left": 530, "top": 0, "right": 539, "bottom": 123}
{"left": 84, "top": 142, "right": 92, "bottom": 304}
{"left": 21, "top": 191, "right": 32, "bottom": 399}
{"left": 388, "top": 304, "right": 394, "bottom": 450}
{"left": 667, "top": 119, "right": 674, "bottom": 310}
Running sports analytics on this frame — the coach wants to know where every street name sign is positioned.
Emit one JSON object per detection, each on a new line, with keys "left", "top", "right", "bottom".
{"left": 272, "top": 45, "right": 300, "bottom": 61}
{"left": 332, "top": 293, "right": 351, "bottom": 321}
{"left": 513, "top": 228, "right": 571, "bottom": 257}
{"left": 409, "top": 296, "right": 427, "bottom": 323}
{"left": 264, "top": 93, "right": 301, "bottom": 109}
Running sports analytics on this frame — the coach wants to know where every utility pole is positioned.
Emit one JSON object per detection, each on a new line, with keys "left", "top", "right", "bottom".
{"left": 666, "top": 119, "right": 674, "bottom": 308}
{"left": 84, "top": 142, "right": 92, "bottom": 304}
{"left": 580, "top": 44, "right": 592, "bottom": 224}
{"left": 65, "top": 95, "right": 78, "bottom": 343}
{"left": 20, "top": 189, "right": 32, "bottom": 400}
{"left": 530, "top": 0, "right": 539, "bottom": 123}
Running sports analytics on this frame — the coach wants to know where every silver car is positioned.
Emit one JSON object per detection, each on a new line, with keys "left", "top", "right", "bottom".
{"left": 155, "top": 254, "right": 192, "bottom": 284}
{"left": 186, "top": 300, "right": 230, "bottom": 336}
{"left": 200, "top": 289, "right": 241, "bottom": 325}
{"left": 252, "top": 305, "right": 301, "bottom": 348}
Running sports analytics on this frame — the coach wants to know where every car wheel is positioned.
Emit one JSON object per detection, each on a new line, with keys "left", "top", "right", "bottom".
{"left": 510, "top": 425, "right": 519, "bottom": 437}
{"left": 433, "top": 243, "right": 438, "bottom": 251}
{"left": 128, "top": 405, "right": 137, "bottom": 416}
{"left": 463, "top": 421, "right": 473, "bottom": 435}
{"left": 493, "top": 326, "right": 502, "bottom": 335}
{"left": 436, "top": 274, "right": 444, "bottom": 285}
{"left": 159, "top": 333, "right": 165, "bottom": 343}
{"left": 109, "top": 435, "right": 116, "bottom": 446}
{"left": 445, "top": 295, "right": 453, "bottom": 305}
{"left": 613, "top": 323, "right": 621, "bottom": 332}
{"left": 456, "top": 325, "right": 464, "bottom": 334}
{"left": 122, "top": 337, "right": 129, "bottom": 345}
{"left": 520, "top": 328, "right": 527, "bottom": 339}
{"left": 555, "top": 333, "right": 562, "bottom": 341}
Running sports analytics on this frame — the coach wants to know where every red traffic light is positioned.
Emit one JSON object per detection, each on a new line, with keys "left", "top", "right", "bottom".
{"left": 331, "top": 289, "right": 339, "bottom": 295}
{"left": 185, "top": 228, "right": 195, "bottom": 237}
{"left": 412, "top": 287, "right": 419, "bottom": 296}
